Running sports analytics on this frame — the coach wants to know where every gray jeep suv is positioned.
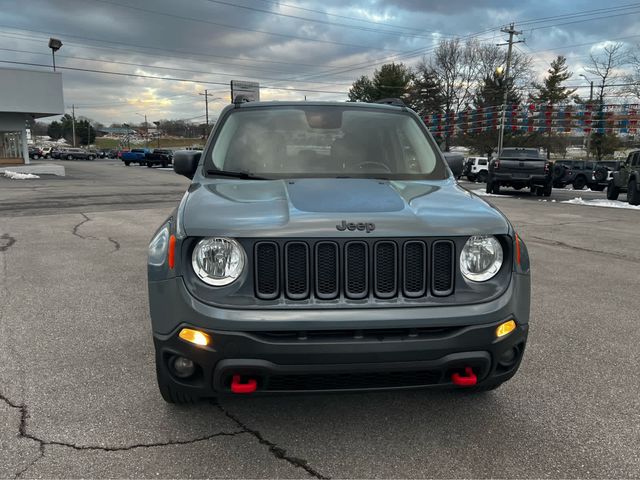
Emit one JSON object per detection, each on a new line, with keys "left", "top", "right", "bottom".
{"left": 147, "top": 101, "right": 531, "bottom": 403}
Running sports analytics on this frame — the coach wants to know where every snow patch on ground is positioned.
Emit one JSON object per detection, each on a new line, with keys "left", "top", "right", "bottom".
{"left": 3, "top": 171, "right": 40, "bottom": 180}
{"left": 562, "top": 197, "right": 640, "bottom": 210}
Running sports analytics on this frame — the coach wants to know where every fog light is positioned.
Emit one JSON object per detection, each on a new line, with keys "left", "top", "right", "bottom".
{"left": 496, "top": 320, "right": 516, "bottom": 338}
{"left": 179, "top": 328, "right": 211, "bottom": 347}
{"left": 498, "top": 347, "right": 520, "bottom": 368}
{"left": 171, "top": 356, "right": 195, "bottom": 378}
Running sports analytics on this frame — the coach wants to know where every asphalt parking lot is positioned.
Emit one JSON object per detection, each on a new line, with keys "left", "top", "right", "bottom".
{"left": 1, "top": 159, "right": 639, "bottom": 478}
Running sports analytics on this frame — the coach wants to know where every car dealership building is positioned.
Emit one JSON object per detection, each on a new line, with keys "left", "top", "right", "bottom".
{"left": 0, "top": 67, "right": 64, "bottom": 166}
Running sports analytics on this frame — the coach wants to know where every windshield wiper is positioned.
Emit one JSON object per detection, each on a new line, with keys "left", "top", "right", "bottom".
{"left": 206, "top": 169, "right": 266, "bottom": 180}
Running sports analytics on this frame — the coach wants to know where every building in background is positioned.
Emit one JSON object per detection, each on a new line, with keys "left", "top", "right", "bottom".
{"left": 0, "top": 68, "right": 64, "bottom": 165}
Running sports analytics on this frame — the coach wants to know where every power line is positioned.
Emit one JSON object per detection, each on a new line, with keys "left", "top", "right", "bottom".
{"left": 0, "top": 46, "right": 351, "bottom": 87}
{"left": 86, "top": 0, "right": 404, "bottom": 53}
{"left": 0, "top": 59, "right": 348, "bottom": 95}
{"left": 202, "top": 0, "right": 453, "bottom": 39}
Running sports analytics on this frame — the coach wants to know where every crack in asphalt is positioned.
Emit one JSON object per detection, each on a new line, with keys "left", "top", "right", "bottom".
{"left": 107, "top": 236, "right": 121, "bottom": 252}
{"left": 0, "top": 392, "right": 245, "bottom": 478}
{"left": 71, "top": 213, "right": 96, "bottom": 240}
{"left": 527, "top": 235, "right": 640, "bottom": 263}
{"left": 0, "top": 233, "right": 16, "bottom": 252}
{"left": 218, "top": 404, "right": 330, "bottom": 479}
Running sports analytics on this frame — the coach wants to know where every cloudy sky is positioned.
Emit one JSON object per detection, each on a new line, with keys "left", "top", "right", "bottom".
{"left": 2, "top": 0, "right": 640, "bottom": 124}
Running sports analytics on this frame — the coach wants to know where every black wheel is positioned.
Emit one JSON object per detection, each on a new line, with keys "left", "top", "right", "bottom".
{"left": 572, "top": 176, "right": 586, "bottom": 190}
{"left": 628, "top": 179, "right": 640, "bottom": 205}
{"left": 467, "top": 174, "right": 477, "bottom": 182}
{"left": 67, "top": 154, "right": 73, "bottom": 160}
{"left": 590, "top": 185, "right": 605, "bottom": 192}
{"left": 162, "top": 161, "right": 168, "bottom": 168}
{"left": 476, "top": 171, "right": 488, "bottom": 183}
{"left": 593, "top": 166, "right": 609, "bottom": 183}
{"left": 535, "top": 186, "right": 543, "bottom": 196}
{"left": 543, "top": 182, "right": 552, "bottom": 197}
{"left": 492, "top": 182, "right": 500, "bottom": 194}
{"left": 147, "top": 162, "right": 153, "bottom": 168}
{"left": 606, "top": 181, "right": 620, "bottom": 200}
{"left": 124, "top": 161, "right": 131, "bottom": 166}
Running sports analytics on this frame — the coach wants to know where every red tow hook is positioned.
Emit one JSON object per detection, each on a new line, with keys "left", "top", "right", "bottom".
{"left": 451, "top": 367, "right": 477, "bottom": 387}
{"left": 230, "top": 375, "right": 258, "bottom": 394}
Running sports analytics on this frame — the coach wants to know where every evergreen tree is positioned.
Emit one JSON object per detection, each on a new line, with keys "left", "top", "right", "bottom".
{"left": 407, "top": 65, "right": 444, "bottom": 115}
{"left": 530, "top": 56, "right": 576, "bottom": 158}
{"left": 47, "top": 121, "right": 63, "bottom": 140}
{"left": 348, "top": 63, "right": 413, "bottom": 102}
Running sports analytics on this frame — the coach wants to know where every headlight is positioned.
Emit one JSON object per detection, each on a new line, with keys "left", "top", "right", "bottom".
{"left": 192, "top": 237, "right": 246, "bottom": 286}
{"left": 148, "top": 223, "right": 170, "bottom": 266}
{"left": 460, "top": 235, "right": 503, "bottom": 282}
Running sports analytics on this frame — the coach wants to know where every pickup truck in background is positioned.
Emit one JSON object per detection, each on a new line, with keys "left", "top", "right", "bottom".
{"left": 121, "top": 148, "right": 151, "bottom": 166}
{"left": 145, "top": 149, "right": 173, "bottom": 168}
{"left": 486, "top": 147, "right": 552, "bottom": 196}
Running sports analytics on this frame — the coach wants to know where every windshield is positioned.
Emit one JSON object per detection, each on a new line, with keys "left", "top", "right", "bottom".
{"left": 206, "top": 106, "right": 447, "bottom": 179}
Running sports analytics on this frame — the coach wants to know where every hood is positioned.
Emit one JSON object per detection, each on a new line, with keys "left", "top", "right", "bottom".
{"left": 181, "top": 178, "right": 510, "bottom": 238}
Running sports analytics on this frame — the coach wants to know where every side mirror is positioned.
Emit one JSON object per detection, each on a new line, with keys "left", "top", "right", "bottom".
{"left": 173, "top": 150, "right": 201, "bottom": 179}
{"left": 442, "top": 152, "right": 464, "bottom": 179}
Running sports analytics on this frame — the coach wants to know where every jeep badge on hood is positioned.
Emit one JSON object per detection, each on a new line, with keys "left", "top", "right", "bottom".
{"left": 336, "top": 220, "right": 376, "bottom": 233}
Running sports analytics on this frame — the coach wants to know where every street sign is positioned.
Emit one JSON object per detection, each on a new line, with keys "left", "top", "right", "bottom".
{"left": 230, "top": 80, "right": 260, "bottom": 103}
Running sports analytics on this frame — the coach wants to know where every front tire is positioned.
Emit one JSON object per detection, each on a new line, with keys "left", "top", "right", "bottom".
{"left": 476, "top": 171, "right": 488, "bottom": 183}
{"left": 124, "top": 161, "right": 131, "bottom": 166}
{"left": 147, "top": 162, "right": 153, "bottom": 168}
{"left": 573, "top": 176, "right": 586, "bottom": 190}
{"left": 628, "top": 179, "right": 640, "bottom": 205}
{"left": 607, "top": 181, "right": 620, "bottom": 200}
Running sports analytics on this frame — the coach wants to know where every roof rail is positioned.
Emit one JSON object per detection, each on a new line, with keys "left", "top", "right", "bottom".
{"left": 374, "top": 98, "right": 406, "bottom": 107}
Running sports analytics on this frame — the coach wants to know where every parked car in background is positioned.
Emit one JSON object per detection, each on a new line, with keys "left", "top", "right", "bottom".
{"left": 63, "top": 148, "right": 96, "bottom": 160}
{"left": 486, "top": 148, "right": 552, "bottom": 196}
{"left": 116, "top": 148, "right": 130, "bottom": 159}
{"left": 608, "top": 150, "right": 640, "bottom": 205}
{"left": 145, "top": 148, "right": 173, "bottom": 168}
{"left": 121, "top": 148, "right": 151, "bottom": 166}
{"left": 28, "top": 147, "right": 43, "bottom": 159}
{"left": 464, "top": 156, "right": 489, "bottom": 182}
{"left": 40, "top": 147, "right": 54, "bottom": 158}
{"left": 592, "top": 160, "right": 622, "bottom": 191}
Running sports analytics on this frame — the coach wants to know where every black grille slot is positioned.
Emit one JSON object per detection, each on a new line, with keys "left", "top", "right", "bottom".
{"left": 254, "top": 242, "right": 279, "bottom": 299}
{"left": 374, "top": 241, "right": 397, "bottom": 298}
{"left": 315, "top": 242, "right": 339, "bottom": 299}
{"left": 284, "top": 242, "right": 310, "bottom": 299}
{"left": 345, "top": 242, "right": 368, "bottom": 299}
{"left": 431, "top": 240, "right": 454, "bottom": 296}
{"left": 403, "top": 241, "right": 427, "bottom": 297}
{"left": 267, "top": 370, "right": 441, "bottom": 391}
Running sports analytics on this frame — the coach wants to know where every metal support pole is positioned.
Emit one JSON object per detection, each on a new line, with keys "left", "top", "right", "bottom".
{"left": 497, "top": 24, "right": 522, "bottom": 156}
{"left": 72, "top": 104, "right": 76, "bottom": 148}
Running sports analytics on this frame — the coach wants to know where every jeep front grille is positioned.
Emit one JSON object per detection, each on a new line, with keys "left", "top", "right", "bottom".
{"left": 254, "top": 239, "right": 455, "bottom": 301}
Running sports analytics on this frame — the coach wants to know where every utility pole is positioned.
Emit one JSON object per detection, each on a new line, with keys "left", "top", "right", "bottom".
{"left": 496, "top": 23, "right": 522, "bottom": 156}
{"left": 72, "top": 104, "right": 76, "bottom": 147}
{"left": 145, "top": 113, "right": 148, "bottom": 148}
{"left": 199, "top": 89, "right": 209, "bottom": 127}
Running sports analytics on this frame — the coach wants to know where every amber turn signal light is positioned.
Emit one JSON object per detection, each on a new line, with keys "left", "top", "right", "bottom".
{"left": 496, "top": 320, "right": 516, "bottom": 338}
{"left": 179, "top": 328, "right": 211, "bottom": 347}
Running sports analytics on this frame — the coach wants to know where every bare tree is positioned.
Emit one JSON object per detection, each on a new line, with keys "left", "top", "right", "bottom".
{"left": 623, "top": 43, "right": 640, "bottom": 101}
{"left": 584, "top": 42, "right": 627, "bottom": 103}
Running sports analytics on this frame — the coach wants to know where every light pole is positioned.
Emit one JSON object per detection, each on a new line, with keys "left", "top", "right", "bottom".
{"left": 48, "top": 38, "right": 62, "bottom": 71}
{"left": 135, "top": 113, "right": 148, "bottom": 147}
{"left": 153, "top": 121, "right": 161, "bottom": 148}
{"left": 580, "top": 74, "right": 594, "bottom": 158}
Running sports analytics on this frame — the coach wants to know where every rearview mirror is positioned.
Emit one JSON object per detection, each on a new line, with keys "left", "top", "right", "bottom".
{"left": 173, "top": 151, "right": 201, "bottom": 179}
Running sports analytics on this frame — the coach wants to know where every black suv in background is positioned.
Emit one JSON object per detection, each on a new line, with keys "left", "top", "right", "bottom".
{"left": 145, "top": 149, "right": 174, "bottom": 168}
{"left": 486, "top": 148, "right": 552, "bottom": 196}
{"left": 608, "top": 150, "right": 640, "bottom": 205}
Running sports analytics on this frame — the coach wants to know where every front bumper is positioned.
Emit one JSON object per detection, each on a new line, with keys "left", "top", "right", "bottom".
{"left": 150, "top": 274, "right": 530, "bottom": 396}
